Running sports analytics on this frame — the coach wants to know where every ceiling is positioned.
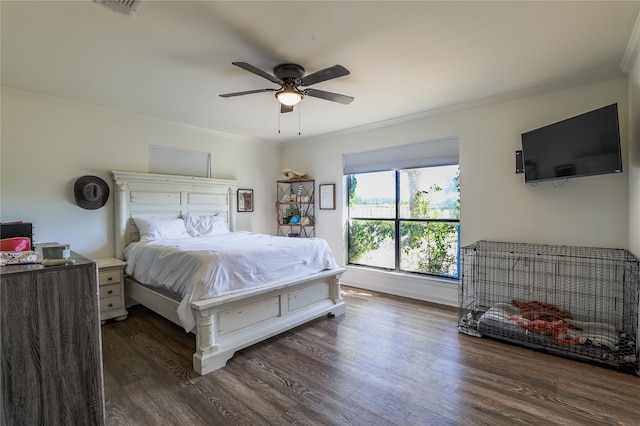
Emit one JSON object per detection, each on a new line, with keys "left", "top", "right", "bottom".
{"left": 2, "top": 1, "right": 639, "bottom": 143}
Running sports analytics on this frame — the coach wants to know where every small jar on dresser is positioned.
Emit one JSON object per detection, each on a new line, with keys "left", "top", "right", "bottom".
{"left": 96, "top": 257, "right": 128, "bottom": 324}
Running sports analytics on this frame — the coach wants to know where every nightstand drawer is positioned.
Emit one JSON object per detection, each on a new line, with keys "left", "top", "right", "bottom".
{"left": 100, "top": 295, "right": 123, "bottom": 313}
{"left": 99, "top": 282, "right": 122, "bottom": 299}
{"left": 99, "top": 270, "right": 122, "bottom": 286}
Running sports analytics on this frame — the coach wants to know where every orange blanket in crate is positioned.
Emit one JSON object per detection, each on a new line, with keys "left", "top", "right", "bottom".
{"left": 511, "top": 299, "right": 573, "bottom": 322}
{"left": 509, "top": 300, "right": 584, "bottom": 345}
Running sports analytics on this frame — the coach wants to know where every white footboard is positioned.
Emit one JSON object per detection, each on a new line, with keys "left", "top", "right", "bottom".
{"left": 125, "top": 268, "right": 345, "bottom": 375}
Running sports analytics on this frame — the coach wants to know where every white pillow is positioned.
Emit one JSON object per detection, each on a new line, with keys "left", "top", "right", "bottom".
{"left": 184, "top": 214, "right": 229, "bottom": 237}
{"left": 133, "top": 217, "right": 191, "bottom": 242}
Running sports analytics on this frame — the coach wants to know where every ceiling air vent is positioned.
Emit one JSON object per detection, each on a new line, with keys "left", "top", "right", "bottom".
{"left": 95, "top": 0, "right": 144, "bottom": 18}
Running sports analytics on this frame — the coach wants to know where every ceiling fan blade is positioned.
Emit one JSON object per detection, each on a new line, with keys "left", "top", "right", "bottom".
{"left": 219, "top": 88, "right": 277, "bottom": 98}
{"left": 281, "top": 104, "right": 294, "bottom": 114}
{"left": 232, "top": 62, "right": 282, "bottom": 85}
{"left": 304, "top": 89, "right": 354, "bottom": 105}
{"left": 300, "top": 65, "right": 350, "bottom": 86}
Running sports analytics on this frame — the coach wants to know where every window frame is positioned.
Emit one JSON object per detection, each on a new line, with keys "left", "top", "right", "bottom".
{"left": 347, "top": 168, "right": 460, "bottom": 279}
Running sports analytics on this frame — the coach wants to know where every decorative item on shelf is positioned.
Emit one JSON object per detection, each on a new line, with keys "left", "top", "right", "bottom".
{"left": 296, "top": 183, "right": 303, "bottom": 202}
{"left": 289, "top": 215, "right": 301, "bottom": 225}
{"left": 284, "top": 208, "right": 299, "bottom": 224}
{"left": 237, "top": 189, "right": 254, "bottom": 212}
{"left": 281, "top": 192, "right": 294, "bottom": 202}
{"left": 282, "top": 168, "right": 306, "bottom": 180}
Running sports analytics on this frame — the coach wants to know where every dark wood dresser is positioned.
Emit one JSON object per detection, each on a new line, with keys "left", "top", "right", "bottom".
{"left": 1, "top": 252, "right": 106, "bottom": 425}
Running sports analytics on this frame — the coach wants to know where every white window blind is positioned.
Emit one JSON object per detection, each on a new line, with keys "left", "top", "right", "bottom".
{"left": 343, "top": 136, "right": 459, "bottom": 175}
{"left": 148, "top": 145, "right": 211, "bottom": 178}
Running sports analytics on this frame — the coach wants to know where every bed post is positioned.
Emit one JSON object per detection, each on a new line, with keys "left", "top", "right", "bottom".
{"left": 228, "top": 187, "right": 237, "bottom": 232}
{"left": 112, "top": 176, "right": 129, "bottom": 260}
{"left": 328, "top": 271, "right": 346, "bottom": 317}
{"left": 192, "top": 308, "right": 233, "bottom": 375}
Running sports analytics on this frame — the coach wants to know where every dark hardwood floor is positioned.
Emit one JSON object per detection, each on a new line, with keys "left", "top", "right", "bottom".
{"left": 101, "top": 287, "right": 640, "bottom": 425}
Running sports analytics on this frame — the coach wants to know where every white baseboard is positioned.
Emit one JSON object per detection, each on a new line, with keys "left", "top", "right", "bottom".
{"left": 341, "top": 266, "right": 458, "bottom": 307}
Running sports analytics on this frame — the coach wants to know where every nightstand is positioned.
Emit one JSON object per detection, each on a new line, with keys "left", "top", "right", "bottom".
{"left": 96, "top": 258, "right": 128, "bottom": 324}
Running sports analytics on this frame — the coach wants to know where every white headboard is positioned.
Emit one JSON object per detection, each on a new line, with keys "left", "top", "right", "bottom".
{"left": 111, "top": 171, "right": 240, "bottom": 260}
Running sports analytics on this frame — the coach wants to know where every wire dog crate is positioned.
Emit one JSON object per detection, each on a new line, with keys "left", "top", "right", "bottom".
{"left": 458, "top": 241, "right": 639, "bottom": 375}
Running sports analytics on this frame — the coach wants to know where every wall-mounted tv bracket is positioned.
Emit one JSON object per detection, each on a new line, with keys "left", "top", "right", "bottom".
{"left": 515, "top": 150, "right": 524, "bottom": 174}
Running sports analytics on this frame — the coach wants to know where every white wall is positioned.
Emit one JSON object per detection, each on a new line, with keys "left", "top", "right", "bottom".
{"left": 0, "top": 87, "right": 281, "bottom": 259}
{"left": 629, "top": 52, "right": 640, "bottom": 256}
{"left": 1, "top": 76, "right": 632, "bottom": 306}
{"left": 282, "top": 76, "right": 630, "bottom": 306}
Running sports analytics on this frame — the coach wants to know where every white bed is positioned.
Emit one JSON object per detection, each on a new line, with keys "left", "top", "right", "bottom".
{"left": 111, "top": 171, "right": 346, "bottom": 375}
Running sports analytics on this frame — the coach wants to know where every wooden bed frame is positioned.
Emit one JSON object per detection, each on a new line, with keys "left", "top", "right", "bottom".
{"left": 111, "top": 171, "right": 346, "bottom": 375}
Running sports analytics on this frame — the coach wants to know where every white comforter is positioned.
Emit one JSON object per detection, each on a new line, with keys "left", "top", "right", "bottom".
{"left": 124, "top": 231, "right": 338, "bottom": 331}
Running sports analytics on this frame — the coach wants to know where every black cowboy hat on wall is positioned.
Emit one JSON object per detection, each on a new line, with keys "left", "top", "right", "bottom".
{"left": 74, "top": 175, "right": 110, "bottom": 210}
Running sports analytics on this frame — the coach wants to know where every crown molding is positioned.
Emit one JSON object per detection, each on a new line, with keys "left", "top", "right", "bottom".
{"left": 621, "top": 12, "right": 640, "bottom": 73}
{"left": 291, "top": 66, "right": 625, "bottom": 145}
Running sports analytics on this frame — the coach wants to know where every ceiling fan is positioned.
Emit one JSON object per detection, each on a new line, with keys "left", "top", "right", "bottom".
{"left": 219, "top": 62, "right": 354, "bottom": 113}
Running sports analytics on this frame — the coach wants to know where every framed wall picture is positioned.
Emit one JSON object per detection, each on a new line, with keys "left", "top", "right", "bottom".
{"left": 237, "top": 189, "right": 254, "bottom": 212}
{"left": 319, "top": 184, "right": 335, "bottom": 210}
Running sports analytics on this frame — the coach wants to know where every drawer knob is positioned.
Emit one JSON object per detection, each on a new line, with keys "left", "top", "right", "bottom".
{"left": 108, "top": 303, "right": 113, "bottom": 308}
{"left": 108, "top": 276, "right": 113, "bottom": 281}
{"left": 108, "top": 290, "right": 113, "bottom": 294}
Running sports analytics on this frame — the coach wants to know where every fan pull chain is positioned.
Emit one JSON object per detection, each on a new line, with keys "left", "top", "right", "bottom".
{"left": 278, "top": 105, "right": 281, "bottom": 134}
{"left": 298, "top": 103, "right": 301, "bottom": 136}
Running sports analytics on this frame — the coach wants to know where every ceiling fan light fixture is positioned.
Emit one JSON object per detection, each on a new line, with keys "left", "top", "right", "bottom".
{"left": 220, "top": 62, "right": 353, "bottom": 113}
{"left": 276, "top": 87, "right": 302, "bottom": 106}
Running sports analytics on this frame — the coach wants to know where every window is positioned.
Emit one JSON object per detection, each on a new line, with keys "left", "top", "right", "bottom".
{"left": 348, "top": 165, "right": 460, "bottom": 278}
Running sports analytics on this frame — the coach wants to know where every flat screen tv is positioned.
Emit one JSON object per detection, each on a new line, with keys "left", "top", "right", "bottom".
{"left": 521, "top": 103, "right": 622, "bottom": 183}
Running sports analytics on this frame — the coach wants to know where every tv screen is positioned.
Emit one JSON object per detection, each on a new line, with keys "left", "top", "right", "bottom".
{"left": 521, "top": 104, "right": 622, "bottom": 183}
